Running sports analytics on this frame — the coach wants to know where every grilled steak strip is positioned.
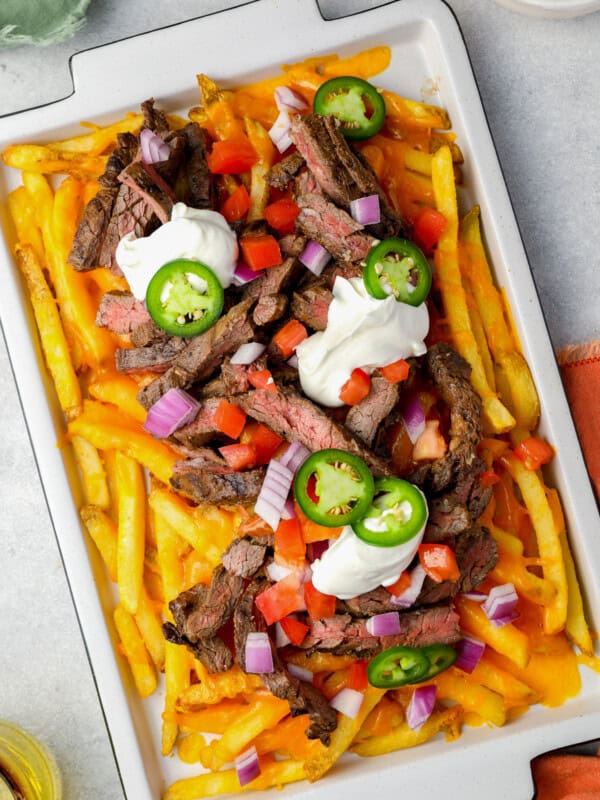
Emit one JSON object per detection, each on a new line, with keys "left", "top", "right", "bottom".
{"left": 291, "top": 278, "right": 332, "bottom": 332}
{"left": 137, "top": 297, "right": 254, "bottom": 409}
{"left": 409, "top": 343, "right": 483, "bottom": 493}
{"left": 96, "top": 290, "right": 152, "bottom": 335}
{"left": 173, "top": 397, "right": 229, "bottom": 448}
{"left": 180, "top": 122, "right": 216, "bottom": 210}
{"left": 115, "top": 337, "right": 187, "bottom": 374}
{"left": 234, "top": 577, "right": 338, "bottom": 744}
{"left": 267, "top": 152, "right": 305, "bottom": 190}
{"left": 300, "top": 605, "right": 460, "bottom": 658}
{"left": 253, "top": 293, "right": 288, "bottom": 327}
{"left": 345, "top": 375, "right": 400, "bottom": 447}
{"left": 243, "top": 254, "right": 304, "bottom": 303}
{"left": 118, "top": 161, "right": 173, "bottom": 224}
{"left": 221, "top": 535, "right": 272, "bottom": 578}
{"left": 289, "top": 113, "right": 406, "bottom": 240}
{"left": 163, "top": 623, "right": 233, "bottom": 673}
{"left": 171, "top": 464, "right": 266, "bottom": 505}
{"left": 141, "top": 98, "right": 170, "bottom": 134}
{"left": 235, "top": 388, "right": 394, "bottom": 477}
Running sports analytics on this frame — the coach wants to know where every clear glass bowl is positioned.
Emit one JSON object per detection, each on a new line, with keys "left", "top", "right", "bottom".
{"left": 0, "top": 722, "right": 61, "bottom": 800}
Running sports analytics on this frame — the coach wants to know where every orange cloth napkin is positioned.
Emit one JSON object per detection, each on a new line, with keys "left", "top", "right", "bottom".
{"left": 558, "top": 341, "right": 600, "bottom": 503}
{"left": 531, "top": 752, "right": 600, "bottom": 799}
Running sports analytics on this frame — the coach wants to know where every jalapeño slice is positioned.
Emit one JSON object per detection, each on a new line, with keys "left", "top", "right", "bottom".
{"left": 313, "top": 76, "right": 386, "bottom": 141}
{"left": 294, "top": 449, "right": 374, "bottom": 527}
{"left": 367, "top": 644, "right": 457, "bottom": 689}
{"left": 145, "top": 259, "right": 224, "bottom": 338}
{"left": 363, "top": 238, "right": 432, "bottom": 306}
{"left": 352, "top": 478, "right": 427, "bottom": 547}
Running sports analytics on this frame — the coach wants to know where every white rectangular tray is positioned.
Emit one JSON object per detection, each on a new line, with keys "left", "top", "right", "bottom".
{"left": 1, "top": 1, "right": 599, "bottom": 798}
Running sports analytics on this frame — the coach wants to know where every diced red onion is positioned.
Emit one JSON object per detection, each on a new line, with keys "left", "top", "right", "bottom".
{"left": 455, "top": 635, "right": 485, "bottom": 674}
{"left": 139, "top": 128, "right": 170, "bottom": 164}
{"left": 143, "top": 388, "right": 200, "bottom": 438}
{"left": 244, "top": 632, "right": 274, "bottom": 674}
{"left": 281, "top": 495, "right": 297, "bottom": 520}
{"left": 287, "top": 663, "right": 313, "bottom": 682}
{"left": 490, "top": 609, "right": 520, "bottom": 628}
{"left": 274, "top": 621, "right": 291, "bottom": 648}
{"left": 287, "top": 353, "right": 299, "bottom": 369}
{"left": 279, "top": 441, "right": 310, "bottom": 474}
{"left": 275, "top": 86, "right": 309, "bottom": 114}
{"left": 407, "top": 685, "right": 437, "bottom": 731}
{"left": 461, "top": 591, "right": 487, "bottom": 603}
{"left": 350, "top": 194, "right": 381, "bottom": 226}
{"left": 299, "top": 239, "right": 331, "bottom": 276}
{"left": 403, "top": 395, "right": 426, "bottom": 445}
{"left": 254, "top": 458, "right": 294, "bottom": 531}
{"left": 482, "top": 583, "right": 518, "bottom": 624}
{"left": 232, "top": 261, "right": 263, "bottom": 286}
{"left": 235, "top": 746, "right": 260, "bottom": 787}
{"left": 391, "top": 563, "right": 427, "bottom": 608}
{"left": 330, "top": 688, "right": 364, "bottom": 719}
{"left": 308, "top": 539, "right": 330, "bottom": 562}
{"left": 268, "top": 110, "right": 293, "bottom": 153}
{"left": 230, "top": 342, "right": 266, "bottom": 366}
{"left": 366, "top": 611, "right": 401, "bottom": 637}
{"left": 266, "top": 561, "right": 293, "bottom": 583}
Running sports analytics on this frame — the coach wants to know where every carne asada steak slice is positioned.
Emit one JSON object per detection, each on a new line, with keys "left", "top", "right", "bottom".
{"left": 221, "top": 535, "right": 272, "bottom": 578}
{"left": 172, "top": 397, "right": 228, "bottom": 448}
{"left": 115, "top": 337, "right": 187, "bottom": 374}
{"left": 141, "top": 98, "right": 170, "bottom": 134}
{"left": 424, "top": 465, "right": 493, "bottom": 541}
{"left": 179, "top": 122, "right": 216, "bottom": 210}
{"left": 291, "top": 278, "right": 332, "bottom": 332}
{"left": 163, "top": 622, "right": 233, "bottom": 673}
{"left": 409, "top": 343, "right": 483, "bottom": 494}
{"left": 267, "top": 152, "right": 305, "bottom": 190}
{"left": 289, "top": 113, "right": 406, "bottom": 240}
{"left": 167, "top": 445, "right": 235, "bottom": 473}
{"left": 96, "top": 290, "right": 151, "bottom": 335}
{"left": 345, "top": 375, "right": 400, "bottom": 447}
{"left": 253, "top": 293, "right": 288, "bottom": 327}
{"left": 234, "top": 577, "right": 338, "bottom": 744}
{"left": 300, "top": 605, "right": 460, "bottom": 658}
{"left": 137, "top": 297, "right": 255, "bottom": 409}
{"left": 235, "top": 388, "right": 394, "bottom": 477}
{"left": 118, "top": 161, "right": 174, "bottom": 224}
{"left": 171, "top": 463, "right": 266, "bottom": 505}
{"left": 243, "top": 255, "right": 304, "bottom": 302}
{"left": 98, "top": 183, "right": 161, "bottom": 270}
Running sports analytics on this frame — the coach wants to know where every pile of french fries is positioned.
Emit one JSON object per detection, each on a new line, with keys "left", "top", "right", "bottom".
{"left": 3, "top": 45, "right": 595, "bottom": 800}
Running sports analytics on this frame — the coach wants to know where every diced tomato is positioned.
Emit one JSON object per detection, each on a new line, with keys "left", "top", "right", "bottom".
{"left": 275, "top": 518, "right": 306, "bottom": 567}
{"left": 346, "top": 661, "right": 368, "bottom": 692}
{"left": 248, "top": 368, "right": 277, "bottom": 393}
{"left": 264, "top": 198, "right": 300, "bottom": 233}
{"left": 480, "top": 470, "right": 500, "bottom": 488}
{"left": 339, "top": 368, "right": 371, "bottom": 406}
{"left": 379, "top": 359, "right": 410, "bottom": 384}
{"left": 279, "top": 616, "right": 309, "bottom": 646}
{"left": 207, "top": 138, "right": 258, "bottom": 174}
{"left": 413, "top": 207, "right": 447, "bottom": 253}
{"left": 304, "top": 581, "right": 336, "bottom": 621}
{"left": 240, "top": 234, "right": 283, "bottom": 271}
{"left": 218, "top": 443, "right": 257, "bottom": 470}
{"left": 418, "top": 544, "right": 460, "bottom": 583}
{"left": 513, "top": 436, "right": 555, "bottom": 471}
{"left": 255, "top": 574, "right": 305, "bottom": 626}
{"left": 272, "top": 320, "right": 308, "bottom": 359}
{"left": 212, "top": 400, "right": 246, "bottom": 439}
{"left": 220, "top": 184, "right": 250, "bottom": 222}
{"left": 296, "top": 503, "right": 343, "bottom": 544}
{"left": 384, "top": 571, "right": 411, "bottom": 597}
{"left": 240, "top": 421, "right": 283, "bottom": 465}
{"left": 412, "top": 419, "right": 447, "bottom": 461}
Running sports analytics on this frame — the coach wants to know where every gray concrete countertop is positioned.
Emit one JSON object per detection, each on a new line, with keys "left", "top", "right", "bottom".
{"left": 0, "top": 1, "right": 598, "bottom": 798}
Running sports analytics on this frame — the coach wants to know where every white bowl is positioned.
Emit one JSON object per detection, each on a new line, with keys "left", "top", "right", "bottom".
{"left": 494, "top": 0, "right": 600, "bottom": 17}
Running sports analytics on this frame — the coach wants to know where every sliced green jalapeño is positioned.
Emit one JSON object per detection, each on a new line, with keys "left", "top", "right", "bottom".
{"left": 313, "top": 76, "right": 386, "bottom": 140}
{"left": 352, "top": 478, "right": 427, "bottom": 547}
{"left": 145, "top": 258, "right": 224, "bottom": 338}
{"left": 363, "top": 238, "right": 432, "bottom": 306}
{"left": 294, "top": 448, "right": 375, "bottom": 527}
{"left": 367, "top": 644, "right": 457, "bottom": 689}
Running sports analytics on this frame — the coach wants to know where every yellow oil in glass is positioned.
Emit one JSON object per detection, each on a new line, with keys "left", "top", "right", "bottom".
{"left": 0, "top": 722, "right": 61, "bottom": 800}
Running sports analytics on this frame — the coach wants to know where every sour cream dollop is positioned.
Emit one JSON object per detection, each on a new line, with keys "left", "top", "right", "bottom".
{"left": 295, "top": 276, "right": 429, "bottom": 407}
{"left": 115, "top": 202, "right": 238, "bottom": 300}
{"left": 311, "top": 493, "right": 427, "bottom": 600}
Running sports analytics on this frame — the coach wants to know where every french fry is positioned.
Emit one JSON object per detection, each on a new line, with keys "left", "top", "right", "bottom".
{"left": 353, "top": 696, "right": 405, "bottom": 743}
{"left": 177, "top": 666, "right": 262, "bottom": 708}
{"left": 244, "top": 117, "right": 276, "bottom": 222}
{"left": 177, "top": 702, "right": 249, "bottom": 735}
{"left": 351, "top": 706, "right": 463, "bottom": 757}
{"left": 490, "top": 551, "right": 557, "bottom": 606}
{"left": 470, "top": 655, "right": 539, "bottom": 706}
{"left": 149, "top": 488, "right": 222, "bottom": 563}
{"left": 14, "top": 244, "right": 82, "bottom": 418}
{"left": 47, "top": 113, "right": 143, "bottom": 154}
{"left": 252, "top": 714, "right": 324, "bottom": 761}
{"left": 200, "top": 694, "right": 290, "bottom": 770}
{"left": 503, "top": 455, "right": 568, "bottom": 635}
{"left": 115, "top": 451, "right": 146, "bottom": 614}
{"left": 134, "top": 586, "right": 166, "bottom": 671}
{"left": 303, "top": 686, "right": 385, "bottom": 782}
{"left": 7, "top": 186, "right": 44, "bottom": 262}
{"left": 162, "top": 640, "right": 192, "bottom": 756}
{"left": 465, "top": 277, "right": 496, "bottom": 391}
{"left": 113, "top": 604, "right": 156, "bottom": 698}
{"left": 177, "top": 733, "right": 206, "bottom": 764}
{"left": 2, "top": 144, "right": 107, "bottom": 179}
{"left": 71, "top": 434, "right": 110, "bottom": 508}
{"left": 88, "top": 370, "right": 148, "bottom": 424}
{"left": 284, "top": 651, "right": 357, "bottom": 673}
{"left": 382, "top": 91, "right": 451, "bottom": 130}
{"left": 196, "top": 75, "right": 247, "bottom": 142}
{"left": 79, "top": 505, "right": 118, "bottom": 581}
{"left": 154, "top": 505, "right": 187, "bottom": 603}
{"left": 455, "top": 595, "right": 530, "bottom": 669}
{"left": 432, "top": 668, "right": 506, "bottom": 727}
{"left": 191, "top": 505, "right": 236, "bottom": 556}
{"left": 432, "top": 148, "right": 515, "bottom": 434}
{"left": 163, "top": 756, "right": 305, "bottom": 800}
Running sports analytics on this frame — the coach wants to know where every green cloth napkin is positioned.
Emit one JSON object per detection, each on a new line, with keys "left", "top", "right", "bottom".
{"left": 0, "top": 0, "right": 91, "bottom": 47}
